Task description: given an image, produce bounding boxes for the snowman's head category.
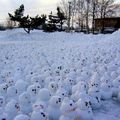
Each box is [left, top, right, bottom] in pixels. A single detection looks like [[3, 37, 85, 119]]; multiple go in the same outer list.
[[49, 96, 62, 108], [31, 75, 45, 87], [45, 76, 54, 84], [0, 111, 8, 120], [0, 83, 8, 94], [48, 82, 58, 93], [77, 97, 91, 110], [60, 98, 77, 114], [5, 100, 20, 113], [27, 83, 41, 96], [54, 76, 63, 82], [64, 77, 75, 86], [38, 88, 51, 102], [14, 114, 30, 120], [56, 88, 68, 99], [6, 77, 15, 87], [7, 86, 18, 98], [41, 66, 51, 74], [33, 101, 46, 111], [15, 80, 27, 94], [19, 92, 31, 105], [0, 96, 5, 107], [31, 110, 49, 120]]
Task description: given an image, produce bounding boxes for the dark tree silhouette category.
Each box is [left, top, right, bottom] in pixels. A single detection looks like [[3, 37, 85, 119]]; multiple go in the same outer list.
[[57, 7, 66, 31], [8, 4, 46, 34]]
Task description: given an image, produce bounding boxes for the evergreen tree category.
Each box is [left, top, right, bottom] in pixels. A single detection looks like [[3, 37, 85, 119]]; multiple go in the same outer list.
[[8, 4, 46, 34], [57, 7, 66, 31]]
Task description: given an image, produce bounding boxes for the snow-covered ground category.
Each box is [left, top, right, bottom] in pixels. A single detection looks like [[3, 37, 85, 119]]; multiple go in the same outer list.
[[0, 29, 120, 120]]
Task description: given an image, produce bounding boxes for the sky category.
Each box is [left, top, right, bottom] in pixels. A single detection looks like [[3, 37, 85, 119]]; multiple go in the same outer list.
[[0, 0, 60, 23], [0, 0, 120, 24]]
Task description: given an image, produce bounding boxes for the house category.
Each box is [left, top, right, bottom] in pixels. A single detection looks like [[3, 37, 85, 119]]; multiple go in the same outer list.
[[94, 17, 120, 33]]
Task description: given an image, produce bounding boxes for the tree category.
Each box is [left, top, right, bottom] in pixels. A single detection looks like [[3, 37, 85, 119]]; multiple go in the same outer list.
[[57, 7, 66, 31], [8, 4, 46, 34]]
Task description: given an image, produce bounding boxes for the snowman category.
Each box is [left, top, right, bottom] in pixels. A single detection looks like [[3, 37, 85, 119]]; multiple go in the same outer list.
[[33, 101, 47, 112], [14, 114, 30, 120], [59, 98, 78, 120], [31, 75, 45, 88], [7, 86, 18, 101], [56, 88, 69, 100], [0, 83, 8, 98], [37, 88, 51, 105], [41, 66, 52, 77], [18, 92, 32, 114], [15, 80, 28, 95], [31, 110, 49, 120], [63, 77, 75, 95], [112, 76, 120, 97], [0, 96, 5, 108], [72, 81, 87, 95], [47, 96, 62, 120], [76, 95, 93, 120], [100, 81, 113, 100], [5, 99, 20, 120], [45, 76, 55, 87], [0, 107, 8, 120], [27, 83, 41, 103], [6, 77, 15, 87], [88, 74, 101, 109], [48, 82, 58, 95]]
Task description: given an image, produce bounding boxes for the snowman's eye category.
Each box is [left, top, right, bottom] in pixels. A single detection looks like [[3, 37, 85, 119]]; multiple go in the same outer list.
[[70, 103, 72, 106], [89, 101, 92, 105], [62, 93, 64, 96], [2, 118, 6, 120]]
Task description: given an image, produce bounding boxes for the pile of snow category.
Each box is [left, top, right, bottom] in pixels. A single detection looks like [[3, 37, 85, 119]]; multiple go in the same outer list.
[[0, 29, 120, 120]]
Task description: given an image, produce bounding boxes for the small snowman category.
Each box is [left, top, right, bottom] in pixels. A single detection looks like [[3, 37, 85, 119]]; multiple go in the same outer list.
[[59, 98, 78, 120], [0, 83, 8, 98], [0, 96, 5, 108], [33, 101, 47, 112], [100, 81, 113, 100], [15, 80, 28, 95], [0, 107, 8, 120], [7, 86, 18, 101], [48, 82, 58, 95], [31, 75, 45, 88], [37, 88, 51, 105], [47, 96, 62, 120], [76, 96, 93, 120], [88, 77, 101, 109], [5, 99, 20, 120], [6, 77, 15, 87], [56, 88, 69, 100], [112, 76, 120, 97], [63, 77, 75, 95], [31, 110, 49, 120], [14, 114, 30, 120], [72, 81, 87, 95], [45, 76, 54, 87], [19, 92, 32, 114], [27, 83, 41, 103]]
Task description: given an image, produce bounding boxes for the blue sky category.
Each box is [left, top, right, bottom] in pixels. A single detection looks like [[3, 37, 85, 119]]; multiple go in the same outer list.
[[0, 0, 120, 23]]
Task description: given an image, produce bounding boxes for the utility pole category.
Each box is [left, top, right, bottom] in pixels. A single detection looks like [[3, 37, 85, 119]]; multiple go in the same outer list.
[[86, 0, 90, 34], [92, 0, 96, 34], [68, 1, 71, 32]]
